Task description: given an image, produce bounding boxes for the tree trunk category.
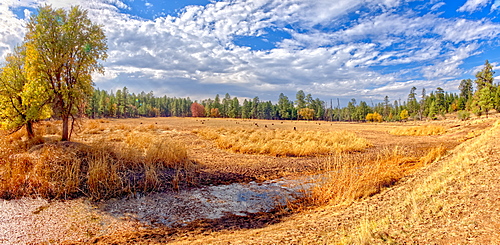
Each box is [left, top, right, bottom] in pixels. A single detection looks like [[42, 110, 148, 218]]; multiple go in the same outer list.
[[26, 121, 35, 140], [61, 116, 69, 141]]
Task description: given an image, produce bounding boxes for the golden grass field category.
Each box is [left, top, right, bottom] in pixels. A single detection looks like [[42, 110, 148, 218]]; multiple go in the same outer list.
[[0, 116, 486, 200], [0, 115, 498, 243]]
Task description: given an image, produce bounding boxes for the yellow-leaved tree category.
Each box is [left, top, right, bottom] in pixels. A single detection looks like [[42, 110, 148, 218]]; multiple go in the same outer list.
[[0, 45, 52, 139], [24, 5, 107, 141]]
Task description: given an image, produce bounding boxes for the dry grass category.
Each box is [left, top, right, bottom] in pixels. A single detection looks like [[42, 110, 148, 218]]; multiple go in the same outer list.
[[402, 121, 498, 221], [0, 123, 193, 200], [194, 127, 372, 156], [389, 125, 446, 136], [306, 145, 447, 207]]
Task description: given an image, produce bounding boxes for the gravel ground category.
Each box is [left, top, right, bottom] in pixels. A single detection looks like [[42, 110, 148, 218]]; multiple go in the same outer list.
[[0, 197, 139, 244], [0, 175, 313, 244]]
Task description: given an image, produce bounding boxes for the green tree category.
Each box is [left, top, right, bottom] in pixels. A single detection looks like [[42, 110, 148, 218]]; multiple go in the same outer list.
[[251, 96, 259, 119], [459, 79, 473, 101], [472, 60, 496, 117], [295, 90, 306, 110], [25, 5, 107, 141], [229, 97, 240, 118], [277, 93, 292, 120], [0, 45, 51, 139], [475, 60, 494, 90], [435, 87, 445, 116], [407, 87, 419, 118], [222, 93, 231, 118], [494, 85, 500, 112], [241, 99, 251, 119]]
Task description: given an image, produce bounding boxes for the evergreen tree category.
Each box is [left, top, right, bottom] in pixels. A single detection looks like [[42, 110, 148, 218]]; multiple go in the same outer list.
[[295, 90, 306, 110], [472, 60, 496, 117], [277, 93, 291, 120], [407, 87, 419, 118]]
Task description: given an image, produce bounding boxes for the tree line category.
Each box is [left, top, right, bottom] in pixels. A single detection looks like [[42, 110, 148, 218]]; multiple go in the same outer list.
[[86, 60, 500, 122]]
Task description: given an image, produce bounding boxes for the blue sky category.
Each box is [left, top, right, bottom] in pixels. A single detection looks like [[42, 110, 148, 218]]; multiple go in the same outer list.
[[1, 0, 500, 105]]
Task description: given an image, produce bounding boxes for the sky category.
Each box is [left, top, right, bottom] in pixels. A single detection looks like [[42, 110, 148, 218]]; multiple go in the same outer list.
[[1, 0, 500, 105]]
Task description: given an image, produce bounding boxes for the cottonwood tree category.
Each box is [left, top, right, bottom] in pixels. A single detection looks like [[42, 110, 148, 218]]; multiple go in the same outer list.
[[298, 108, 315, 120], [0, 45, 52, 139], [25, 5, 107, 141]]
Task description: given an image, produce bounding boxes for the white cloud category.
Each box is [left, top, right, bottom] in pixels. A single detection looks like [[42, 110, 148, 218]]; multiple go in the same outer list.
[[430, 2, 446, 11], [492, 0, 500, 10], [457, 0, 491, 13], [434, 18, 500, 43], [421, 43, 480, 79]]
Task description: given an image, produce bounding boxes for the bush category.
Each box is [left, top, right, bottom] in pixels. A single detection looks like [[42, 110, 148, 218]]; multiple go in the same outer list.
[[457, 110, 470, 121]]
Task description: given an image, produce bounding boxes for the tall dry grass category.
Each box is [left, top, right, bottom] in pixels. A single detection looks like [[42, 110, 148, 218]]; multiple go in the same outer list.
[[389, 125, 445, 136], [305, 145, 447, 207], [195, 127, 372, 156], [0, 128, 193, 200]]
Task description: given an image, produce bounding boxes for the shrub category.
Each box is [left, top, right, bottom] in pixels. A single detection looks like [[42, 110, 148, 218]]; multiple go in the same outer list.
[[457, 110, 470, 121]]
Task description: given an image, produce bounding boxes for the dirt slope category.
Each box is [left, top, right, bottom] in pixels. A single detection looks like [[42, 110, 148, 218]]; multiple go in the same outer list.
[[157, 120, 500, 244]]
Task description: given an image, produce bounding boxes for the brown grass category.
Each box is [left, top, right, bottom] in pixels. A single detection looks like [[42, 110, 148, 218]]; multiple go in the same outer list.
[[0, 125, 193, 200], [194, 127, 372, 156], [389, 125, 446, 136], [306, 145, 447, 207]]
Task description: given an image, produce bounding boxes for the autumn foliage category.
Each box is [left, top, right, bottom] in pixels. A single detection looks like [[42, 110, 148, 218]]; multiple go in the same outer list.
[[190, 102, 205, 117]]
